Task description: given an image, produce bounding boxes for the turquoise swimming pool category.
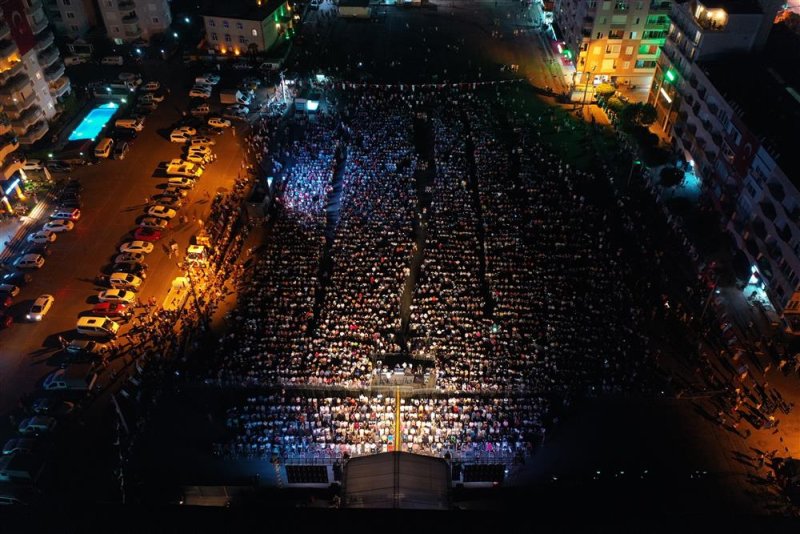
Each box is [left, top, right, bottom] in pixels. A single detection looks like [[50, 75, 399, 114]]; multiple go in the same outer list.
[[68, 101, 120, 141]]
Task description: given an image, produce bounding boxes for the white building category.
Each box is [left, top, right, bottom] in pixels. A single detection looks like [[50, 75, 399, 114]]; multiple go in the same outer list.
[[98, 0, 171, 43]]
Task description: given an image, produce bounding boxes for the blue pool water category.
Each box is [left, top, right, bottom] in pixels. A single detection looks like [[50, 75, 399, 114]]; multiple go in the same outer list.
[[68, 101, 120, 141]]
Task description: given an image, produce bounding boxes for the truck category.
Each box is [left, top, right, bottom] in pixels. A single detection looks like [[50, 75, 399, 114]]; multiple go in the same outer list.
[[220, 89, 251, 106]]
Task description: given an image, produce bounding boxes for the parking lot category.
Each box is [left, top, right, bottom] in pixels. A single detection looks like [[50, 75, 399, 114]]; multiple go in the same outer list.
[[0, 57, 251, 492]]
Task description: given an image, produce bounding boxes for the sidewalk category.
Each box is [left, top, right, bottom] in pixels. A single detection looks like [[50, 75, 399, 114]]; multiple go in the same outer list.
[[0, 200, 51, 264]]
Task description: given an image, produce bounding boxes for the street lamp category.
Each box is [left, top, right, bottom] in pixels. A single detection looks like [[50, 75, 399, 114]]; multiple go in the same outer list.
[[580, 65, 597, 109]]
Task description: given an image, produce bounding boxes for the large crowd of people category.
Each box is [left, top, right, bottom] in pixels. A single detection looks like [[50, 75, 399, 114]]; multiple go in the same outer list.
[[209, 87, 656, 463]]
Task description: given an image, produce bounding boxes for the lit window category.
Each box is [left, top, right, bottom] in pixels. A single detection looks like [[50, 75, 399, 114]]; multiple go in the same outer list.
[[251, 29, 257, 36]]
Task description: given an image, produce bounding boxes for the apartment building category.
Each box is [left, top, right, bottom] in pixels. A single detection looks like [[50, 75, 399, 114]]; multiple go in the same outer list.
[[43, 0, 96, 38], [98, 0, 171, 44], [647, 0, 800, 321], [554, 0, 672, 93], [203, 0, 293, 55], [0, 0, 69, 147]]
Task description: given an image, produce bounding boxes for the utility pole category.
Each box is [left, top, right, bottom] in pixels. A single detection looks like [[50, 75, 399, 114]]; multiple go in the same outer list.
[[581, 65, 597, 108]]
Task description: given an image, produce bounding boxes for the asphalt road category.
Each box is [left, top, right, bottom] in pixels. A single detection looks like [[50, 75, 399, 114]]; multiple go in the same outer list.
[[0, 59, 246, 421]]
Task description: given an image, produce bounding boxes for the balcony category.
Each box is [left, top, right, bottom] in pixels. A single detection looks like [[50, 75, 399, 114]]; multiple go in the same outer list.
[[649, 1, 671, 12], [11, 105, 43, 132], [1, 92, 36, 115], [0, 39, 18, 61], [34, 31, 54, 52], [1, 155, 23, 179], [18, 120, 47, 145], [0, 117, 11, 136], [0, 73, 31, 96], [124, 27, 142, 39], [44, 61, 65, 82], [29, 14, 48, 35], [37, 44, 59, 69], [0, 20, 10, 42], [49, 76, 70, 98], [0, 134, 19, 161], [0, 60, 23, 84]]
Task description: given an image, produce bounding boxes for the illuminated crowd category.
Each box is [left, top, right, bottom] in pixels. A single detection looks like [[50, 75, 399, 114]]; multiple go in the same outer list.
[[211, 88, 652, 461]]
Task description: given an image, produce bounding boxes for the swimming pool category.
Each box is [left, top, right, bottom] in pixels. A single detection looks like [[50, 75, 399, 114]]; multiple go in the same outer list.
[[68, 101, 120, 141]]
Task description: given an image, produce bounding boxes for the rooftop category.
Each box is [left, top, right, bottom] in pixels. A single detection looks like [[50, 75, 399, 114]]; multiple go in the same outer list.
[[694, 0, 763, 15], [700, 25, 800, 181], [203, 0, 287, 21]]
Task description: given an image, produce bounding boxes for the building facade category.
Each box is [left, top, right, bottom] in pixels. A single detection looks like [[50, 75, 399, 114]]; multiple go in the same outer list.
[[554, 0, 672, 92], [647, 0, 800, 319], [98, 0, 171, 44], [203, 0, 292, 55], [43, 0, 96, 39], [0, 0, 69, 147]]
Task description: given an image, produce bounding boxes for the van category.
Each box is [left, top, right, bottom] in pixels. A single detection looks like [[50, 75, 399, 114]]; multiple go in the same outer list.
[[42, 364, 99, 391], [76, 316, 120, 337], [108, 272, 142, 289], [114, 117, 145, 131], [101, 55, 124, 65], [94, 137, 114, 159]]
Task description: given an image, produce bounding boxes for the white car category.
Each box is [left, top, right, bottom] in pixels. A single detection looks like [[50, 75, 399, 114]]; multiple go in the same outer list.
[[0, 284, 20, 297], [190, 137, 215, 147], [186, 153, 212, 166], [189, 87, 211, 99], [22, 159, 44, 171], [176, 126, 197, 136], [170, 131, 191, 143], [27, 294, 54, 321], [208, 117, 231, 129], [141, 93, 165, 104], [139, 217, 170, 229], [119, 241, 154, 254], [227, 104, 250, 115], [43, 220, 74, 233], [191, 104, 210, 116], [98, 289, 136, 304], [163, 186, 189, 198], [15, 254, 45, 269], [167, 177, 195, 188], [147, 205, 177, 219], [28, 231, 57, 244], [143, 81, 160, 91], [188, 145, 212, 156], [166, 160, 203, 178], [114, 252, 147, 264]]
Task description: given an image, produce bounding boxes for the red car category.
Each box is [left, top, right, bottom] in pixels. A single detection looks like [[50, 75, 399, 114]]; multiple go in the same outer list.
[[0, 314, 12, 328], [91, 301, 132, 318], [133, 227, 162, 242]]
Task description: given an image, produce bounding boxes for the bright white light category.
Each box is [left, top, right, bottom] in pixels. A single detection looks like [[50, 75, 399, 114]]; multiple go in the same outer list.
[[659, 87, 672, 104], [306, 100, 319, 111]]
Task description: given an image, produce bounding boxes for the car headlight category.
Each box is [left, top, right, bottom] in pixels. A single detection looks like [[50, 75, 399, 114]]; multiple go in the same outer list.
[[26, 314, 30, 319]]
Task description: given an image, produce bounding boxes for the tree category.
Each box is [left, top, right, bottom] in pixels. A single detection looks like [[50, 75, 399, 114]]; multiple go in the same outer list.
[[637, 103, 657, 127], [619, 102, 658, 131], [606, 97, 625, 113], [595, 83, 615, 98]]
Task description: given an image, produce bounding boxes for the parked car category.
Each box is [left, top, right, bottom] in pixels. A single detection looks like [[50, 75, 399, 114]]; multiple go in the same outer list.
[[186, 152, 212, 166], [114, 252, 147, 264], [195, 74, 220, 85], [0, 284, 20, 297], [31, 398, 74, 416], [113, 141, 130, 160], [0, 294, 12, 309], [147, 205, 177, 219], [119, 241, 154, 254], [143, 81, 160, 91], [26, 294, 54, 321], [98, 289, 136, 304], [189, 137, 215, 147], [138, 217, 169, 230], [65, 339, 109, 357], [170, 131, 191, 143], [208, 117, 231, 129], [150, 195, 182, 208], [163, 186, 188, 198], [14, 254, 45, 269], [18, 416, 57, 436], [133, 227, 162, 241], [189, 87, 211, 99], [91, 301, 131, 318], [166, 160, 203, 178], [45, 160, 71, 173], [50, 208, 80, 221], [42, 220, 74, 233], [1, 271, 32, 287], [111, 263, 147, 279], [167, 177, 195, 189], [27, 231, 56, 244], [24, 243, 51, 257], [191, 104, 210, 116], [57, 197, 82, 209]]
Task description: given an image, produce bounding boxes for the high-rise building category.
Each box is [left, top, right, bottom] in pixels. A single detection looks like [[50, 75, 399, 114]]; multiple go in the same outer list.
[[554, 0, 673, 94], [98, 0, 171, 44], [43, 0, 97, 39], [0, 0, 70, 147]]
